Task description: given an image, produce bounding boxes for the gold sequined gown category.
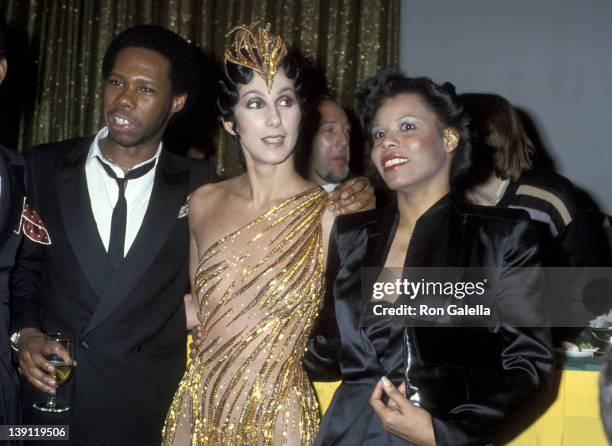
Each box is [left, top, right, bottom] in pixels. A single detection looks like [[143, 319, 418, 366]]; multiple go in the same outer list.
[[162, 187, 327, 446]]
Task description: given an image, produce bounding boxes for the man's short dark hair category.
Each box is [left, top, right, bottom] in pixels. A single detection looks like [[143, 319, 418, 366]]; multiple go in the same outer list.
[[102, 25, 199, 98], [0, 23, 6, 59]]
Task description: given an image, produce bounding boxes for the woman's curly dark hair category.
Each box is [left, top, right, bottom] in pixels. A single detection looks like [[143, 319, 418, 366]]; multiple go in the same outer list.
[[217, 50, 304, 133], [356, 69, 472, 189]]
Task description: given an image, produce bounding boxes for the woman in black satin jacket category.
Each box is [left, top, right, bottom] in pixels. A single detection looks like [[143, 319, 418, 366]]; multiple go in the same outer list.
[[304, 70, 554, 445]]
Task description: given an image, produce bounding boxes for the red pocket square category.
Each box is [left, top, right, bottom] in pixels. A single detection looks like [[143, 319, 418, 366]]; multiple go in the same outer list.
[[14, 197, 52, 245]]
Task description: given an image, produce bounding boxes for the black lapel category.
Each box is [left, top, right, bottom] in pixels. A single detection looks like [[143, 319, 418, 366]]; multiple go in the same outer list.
[[360, 202, 400, 314], [357, 202, 403, 373], [82, 151, 188, 336], [57, 139, 114, 299], [407, 194, 466, 268], [382, 194, 466, 365], [365, 202, 399, 267]]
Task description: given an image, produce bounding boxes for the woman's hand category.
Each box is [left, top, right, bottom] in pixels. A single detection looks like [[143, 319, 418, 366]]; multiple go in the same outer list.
[[328, 177, 375, 215], [370, 376, 436, 446]]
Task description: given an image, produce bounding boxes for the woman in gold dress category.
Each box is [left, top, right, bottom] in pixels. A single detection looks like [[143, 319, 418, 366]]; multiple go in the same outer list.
[[162, 24, 335, 445]]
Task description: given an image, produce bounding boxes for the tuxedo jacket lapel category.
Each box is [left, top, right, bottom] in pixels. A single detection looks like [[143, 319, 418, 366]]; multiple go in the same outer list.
[[57, 140, 113, 300], [82, 151, 188, 337]]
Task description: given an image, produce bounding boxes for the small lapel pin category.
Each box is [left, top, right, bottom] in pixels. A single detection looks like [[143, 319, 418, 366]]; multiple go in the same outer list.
[[178, 194, 191, 219]]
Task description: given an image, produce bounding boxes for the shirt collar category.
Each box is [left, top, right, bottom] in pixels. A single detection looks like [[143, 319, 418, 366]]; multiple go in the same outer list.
[[86, 127, 162, 177], [494, 179, 511, 205], [322, 183, 339, 192]]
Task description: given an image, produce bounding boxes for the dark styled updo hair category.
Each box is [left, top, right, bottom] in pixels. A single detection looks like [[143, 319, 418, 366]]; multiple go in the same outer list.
[[356, 69, 472, 189], [217, 51, 304, 131]]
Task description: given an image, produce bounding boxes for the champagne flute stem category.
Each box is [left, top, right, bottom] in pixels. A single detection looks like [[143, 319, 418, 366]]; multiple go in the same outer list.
[[47, 393, 57, 408]]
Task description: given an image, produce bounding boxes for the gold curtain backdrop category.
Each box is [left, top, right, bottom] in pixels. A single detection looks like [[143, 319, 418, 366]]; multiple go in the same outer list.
[[1, 0, 399, 178]]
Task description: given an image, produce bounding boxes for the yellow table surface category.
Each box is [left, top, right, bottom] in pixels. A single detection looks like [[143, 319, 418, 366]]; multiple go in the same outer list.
[[313, 371, 607, 446], [188, 336, 607, 445]]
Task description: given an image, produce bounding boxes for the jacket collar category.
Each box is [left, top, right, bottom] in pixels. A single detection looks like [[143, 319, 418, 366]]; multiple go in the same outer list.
[[365, 192, 464, 267]]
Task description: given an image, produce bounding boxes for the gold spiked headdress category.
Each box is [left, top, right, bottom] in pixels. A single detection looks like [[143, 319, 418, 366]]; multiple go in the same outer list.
[[224, 22, 287, 92]]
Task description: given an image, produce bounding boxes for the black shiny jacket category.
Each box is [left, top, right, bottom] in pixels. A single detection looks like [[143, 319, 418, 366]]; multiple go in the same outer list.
[[305, 193, 554, 446]]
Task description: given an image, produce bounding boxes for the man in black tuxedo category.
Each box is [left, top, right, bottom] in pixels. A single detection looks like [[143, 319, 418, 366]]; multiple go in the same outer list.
[[1, 24, 24, 444], [9, 26, 217, 445]]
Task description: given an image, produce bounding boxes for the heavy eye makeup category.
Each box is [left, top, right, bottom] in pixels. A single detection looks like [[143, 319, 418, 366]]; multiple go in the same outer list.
[[276, 94, 296, 107], [240, 85, 297, 110], [398, 117, 418, 132], [244, 96, 265, 110], [371, 127, 386, 140]]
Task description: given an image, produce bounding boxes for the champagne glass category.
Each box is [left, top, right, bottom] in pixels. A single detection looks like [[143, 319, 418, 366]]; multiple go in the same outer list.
[[33, 332, 75, 413]]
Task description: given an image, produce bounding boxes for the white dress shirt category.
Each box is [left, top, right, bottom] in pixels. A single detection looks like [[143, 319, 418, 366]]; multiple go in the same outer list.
[[85, 127, 161, 256]]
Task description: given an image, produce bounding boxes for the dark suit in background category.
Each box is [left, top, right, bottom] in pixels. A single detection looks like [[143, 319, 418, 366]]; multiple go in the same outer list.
[[0, 145, 24, 445], [11, 137, 216, 445]]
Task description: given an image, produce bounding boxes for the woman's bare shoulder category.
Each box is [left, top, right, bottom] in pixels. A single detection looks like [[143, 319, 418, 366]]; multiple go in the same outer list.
[[189, 176, 244, 213]]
